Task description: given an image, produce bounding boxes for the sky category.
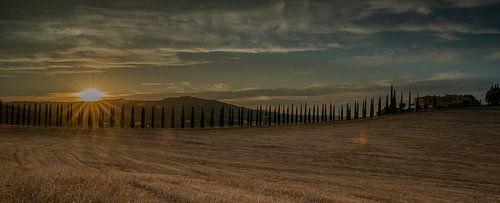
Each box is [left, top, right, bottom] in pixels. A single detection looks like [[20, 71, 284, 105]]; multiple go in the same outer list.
[[0, 0, 499, 106]]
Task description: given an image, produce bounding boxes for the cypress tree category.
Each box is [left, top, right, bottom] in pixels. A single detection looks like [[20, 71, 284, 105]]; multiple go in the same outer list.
[[181, 106, 185, 129], [21, 104, 26, 126], [303, 103, 307, 123], [370, 98, 374, 118], [277, 105, 281, 125], [171, 106, 175, 128], [66, 105, 70, 127], [378, 96, 382, 116], [220, 106, 224, 128], [140, 107, 145, 128], [15, 104, 19, 125], [130, 106, 135, 128], [121, 105, 125, 128], [295, 106, 299, 124], [200, 107, 205, 128], [400, 91, 404, 113], [329, 103, 332, 122], [0, 100, 2, 125], [408, 92, 412, 112], [209, 107, 214, 128], [161, 106, 165, 128], [10, 103, 14, 125], [55, 105, 59, 126], [267, 106, 271, 126], [291, 104, 294, 124], [87, 107, 92, 128], [4, 103, 8, 125], [60, 105, 64, 127], [286, 106, 289, 125], [346, 103, 350, 120], [259, 105, 263, 126], [32, 103, 37, 126], [27, 104, 31, 126], [151, 107, 156, 129], [250, 107, 254, 126]]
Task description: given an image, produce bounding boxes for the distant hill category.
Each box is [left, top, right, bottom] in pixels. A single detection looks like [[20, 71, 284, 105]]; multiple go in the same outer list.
[[102, 96, 239, 110]]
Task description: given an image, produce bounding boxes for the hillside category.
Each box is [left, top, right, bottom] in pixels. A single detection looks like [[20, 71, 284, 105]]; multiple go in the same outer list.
[[0, 107, 499, 202]]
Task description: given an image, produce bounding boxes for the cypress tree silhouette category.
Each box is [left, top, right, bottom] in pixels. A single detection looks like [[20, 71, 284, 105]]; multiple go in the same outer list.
[[119, 105, 124, 128], [65, 105, 69, 127], [181, 106, 185, 129], [60, 105, 64, 127], [88, 107, 93, 128], [267, 106, 271, 126], [400, 91, 403, 113], [161, 106, 165, 128], [44, 104, 48, 126], [408, 92, 412, 112], [200, 107, 205, 128], [416, 93, 419, 112], [237, 107, 241, 126], [4, 103, 8, 125], [329, 103, 332, 122], [32, 103, 37, 126], [49, 105, 53, 126], [15, 104, 20, 125], [353, 101, 357, 120], [277, 105, 281, 125], [9, 104, 14, 125], [286, 106, 290, 125], [140, 107, 145, 128], [130, 106, 135, 128], [21, 104, 25, 126], [27, 104, 31, 126], [55, 105, 59, 126], [190, 106, 194, 128], [0, 100, 2, 126], [259, 105, 263, 126], [291, 104, 294, 124], [38, 104, 42, 126], [346, 103, 350, 120], [220, 106, 225, 128], [298, 105, 302, 124], [171, 106, 175, 128], [209, 107, 214, 128], [377, 96, 381, 116], [152, 107, 156, 129], [251, 107, 255, 126], [370, 98, 374, 118]]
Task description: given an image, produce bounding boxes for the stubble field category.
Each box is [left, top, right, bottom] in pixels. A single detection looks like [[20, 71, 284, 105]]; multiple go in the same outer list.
[[0, 107, 499, 202]]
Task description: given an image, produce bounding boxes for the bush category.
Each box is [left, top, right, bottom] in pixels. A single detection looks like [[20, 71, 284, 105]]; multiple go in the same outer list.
[[486, 84, 500, 106]]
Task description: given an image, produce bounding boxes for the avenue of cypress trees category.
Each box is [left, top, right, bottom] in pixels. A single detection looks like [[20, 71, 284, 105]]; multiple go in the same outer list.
[[200, 107, 205, 128], [161, 106, 165, 128], [190, 107, 194, 128], [171, 106, 175, 128], [140, 107, 145, 128], [209, 107, 214, 128], [121, 105, 125, 128], [151, 107, 155, 129], [181, 106, 185, 129], [130, 106, 135, 128]]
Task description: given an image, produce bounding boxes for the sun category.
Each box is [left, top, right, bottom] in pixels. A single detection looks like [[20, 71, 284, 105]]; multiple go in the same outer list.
[[76, 88, 106, 101]]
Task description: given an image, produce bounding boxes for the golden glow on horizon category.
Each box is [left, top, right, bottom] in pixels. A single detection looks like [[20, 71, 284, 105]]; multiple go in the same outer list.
[[76, 88, 106, 101]]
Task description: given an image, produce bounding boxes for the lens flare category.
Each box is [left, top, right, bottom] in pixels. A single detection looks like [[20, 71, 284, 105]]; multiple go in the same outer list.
[[76, 89, 106, 101]]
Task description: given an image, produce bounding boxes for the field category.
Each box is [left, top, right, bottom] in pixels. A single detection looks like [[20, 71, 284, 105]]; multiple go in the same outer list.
[[0, 107, 499, 202]]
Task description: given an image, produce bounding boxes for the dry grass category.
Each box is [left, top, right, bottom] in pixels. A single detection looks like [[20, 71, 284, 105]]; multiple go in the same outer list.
[[1, 107, 500, 202]]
